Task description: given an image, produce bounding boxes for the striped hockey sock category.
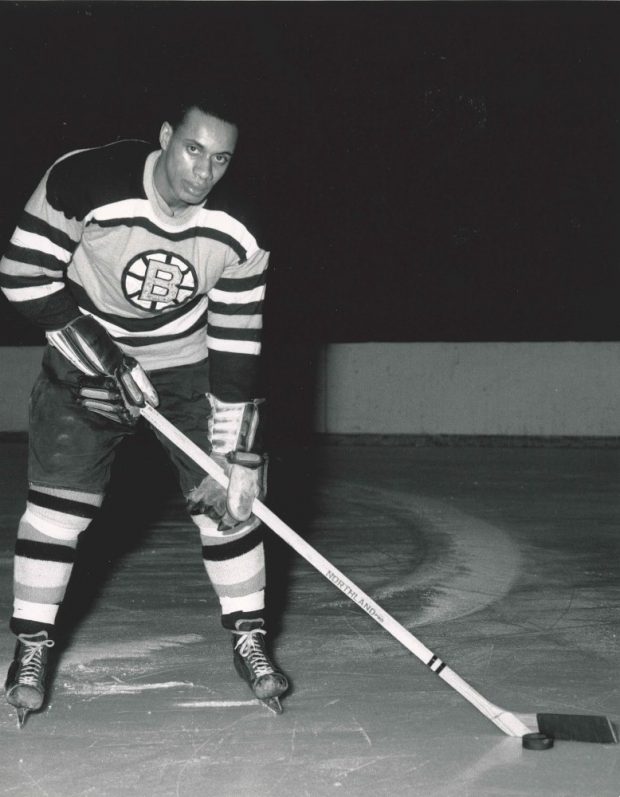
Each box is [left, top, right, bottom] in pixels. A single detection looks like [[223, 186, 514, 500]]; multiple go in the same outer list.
[[191, 514, 266, 630], [11, 486, 102, 638]]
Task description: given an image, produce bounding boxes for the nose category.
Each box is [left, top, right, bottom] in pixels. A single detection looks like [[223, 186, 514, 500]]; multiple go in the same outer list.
[[194, 156, 212, 182]]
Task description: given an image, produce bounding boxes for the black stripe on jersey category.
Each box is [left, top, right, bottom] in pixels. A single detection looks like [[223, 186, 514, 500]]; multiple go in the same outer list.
[[206, 325, 262, 343], [114, 311, 209, 347], [47, 140, 151, 220], [0, 273, 57, 288], [201, 527, 264, 562], [207, 300, 264, 316], [15, 539, 76, 563], [3, 243, 68, 275], [207, 350, 260, 402], [4, 289, 80, 330], [68, 279, 206, 332], [94, 217, 248, 262], [28, 489, 99, 519], [19, 211, 79, 253], [214, 273, 267, 292]]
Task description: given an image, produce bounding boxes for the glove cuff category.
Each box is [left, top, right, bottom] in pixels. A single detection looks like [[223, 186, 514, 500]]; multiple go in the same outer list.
[[226, 451, 265, 469], [207, 393, 263, 454], [46, 315, 123, 377]]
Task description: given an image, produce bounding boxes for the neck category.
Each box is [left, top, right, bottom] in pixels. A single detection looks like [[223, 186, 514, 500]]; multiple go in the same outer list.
[[153, 154, 183, 211]]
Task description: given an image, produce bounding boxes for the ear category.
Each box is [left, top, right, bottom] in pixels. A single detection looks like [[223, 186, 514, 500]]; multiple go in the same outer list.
[[159, 122, 173, 151]]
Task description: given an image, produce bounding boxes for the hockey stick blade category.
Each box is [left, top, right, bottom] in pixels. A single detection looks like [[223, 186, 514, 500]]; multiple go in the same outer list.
[[537, 713, 618, 744], [140, 405, 618, 744]]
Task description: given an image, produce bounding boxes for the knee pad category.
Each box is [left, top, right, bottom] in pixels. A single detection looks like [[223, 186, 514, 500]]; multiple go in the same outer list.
[[21, 484, 103, 543]]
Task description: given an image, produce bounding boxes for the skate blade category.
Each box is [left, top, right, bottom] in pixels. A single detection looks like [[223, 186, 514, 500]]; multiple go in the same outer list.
[[16, 708, 30, 729], [260, 697, 283, 715]]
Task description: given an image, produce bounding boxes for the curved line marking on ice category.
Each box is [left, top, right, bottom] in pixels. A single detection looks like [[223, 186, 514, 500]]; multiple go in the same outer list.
[[326, 481, 521, 628], [174, 700, 258, 708], [63, 681, 194, 696], [58, 634, 205, 668]]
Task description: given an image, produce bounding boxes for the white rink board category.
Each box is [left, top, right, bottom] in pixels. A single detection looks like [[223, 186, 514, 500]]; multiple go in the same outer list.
[[315, 342, 620, 437], [0, 347, 44, 432]]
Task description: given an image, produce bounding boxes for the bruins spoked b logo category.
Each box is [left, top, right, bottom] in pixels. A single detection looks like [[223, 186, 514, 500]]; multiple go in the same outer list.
[[122, 251, 198, 311]]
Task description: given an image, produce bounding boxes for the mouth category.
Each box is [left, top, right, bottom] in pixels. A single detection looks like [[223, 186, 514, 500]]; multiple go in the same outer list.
[[184, 181, 210, 198]]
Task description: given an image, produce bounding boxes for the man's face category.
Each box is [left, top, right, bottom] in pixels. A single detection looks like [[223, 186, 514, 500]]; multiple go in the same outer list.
[[154, 107, 238, 210]]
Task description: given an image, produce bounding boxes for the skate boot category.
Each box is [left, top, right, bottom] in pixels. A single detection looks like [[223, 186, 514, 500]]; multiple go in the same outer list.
[[5, 631, 54, 728], [232, 619, 288, 714]]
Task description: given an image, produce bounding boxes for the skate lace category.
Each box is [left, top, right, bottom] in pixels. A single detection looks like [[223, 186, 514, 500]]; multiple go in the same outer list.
[[18, 636, 54, 686], [233, 628, 273, 677]]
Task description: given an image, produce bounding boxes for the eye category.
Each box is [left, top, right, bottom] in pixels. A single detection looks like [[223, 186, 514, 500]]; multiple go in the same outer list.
[[213, 154, 231, 165], [187, 144, 200, 155]]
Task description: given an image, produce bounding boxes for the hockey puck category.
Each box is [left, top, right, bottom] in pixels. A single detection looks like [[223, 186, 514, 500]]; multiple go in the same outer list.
[[522, 732, 554, 751]]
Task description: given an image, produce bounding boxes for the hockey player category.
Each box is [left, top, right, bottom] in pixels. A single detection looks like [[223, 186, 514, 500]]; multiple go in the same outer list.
[[0, 91, 288, 725]]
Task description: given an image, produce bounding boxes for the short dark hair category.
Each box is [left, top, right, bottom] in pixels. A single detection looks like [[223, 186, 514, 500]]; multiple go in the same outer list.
[[166, 84, 243, 130]]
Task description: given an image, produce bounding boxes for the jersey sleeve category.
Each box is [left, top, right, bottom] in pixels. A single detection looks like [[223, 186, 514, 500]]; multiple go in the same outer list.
[[206, 246, 268, 402], [0, 161, 84, 330]]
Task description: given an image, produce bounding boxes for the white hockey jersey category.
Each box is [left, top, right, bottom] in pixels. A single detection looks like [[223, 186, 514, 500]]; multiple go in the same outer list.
[[0, 140, 268, 400]]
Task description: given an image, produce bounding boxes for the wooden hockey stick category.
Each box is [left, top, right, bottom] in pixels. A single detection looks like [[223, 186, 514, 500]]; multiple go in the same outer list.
[[141, 404, 618, 744]]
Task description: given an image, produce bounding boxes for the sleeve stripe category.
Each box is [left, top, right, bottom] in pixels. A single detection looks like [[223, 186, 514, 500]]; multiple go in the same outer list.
[[207, 325, 262, 342], [208, 300, 263, 316], [207, 312, 262, 329], [11, 228, 73, 263], [207, 336, 261, 355], [19, 211, 79, 253], [214, 273, 267, 291], [0, 286, 79, 330], [2, 282, 65, 302], [0, 273, 57, 288], [208, 285, 266, 305], [3, 245, 69, 274]]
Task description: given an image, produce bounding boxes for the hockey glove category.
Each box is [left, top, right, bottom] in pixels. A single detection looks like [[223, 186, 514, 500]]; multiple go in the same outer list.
[[46, 314, 159, 424], [187, 393, 267, 532]]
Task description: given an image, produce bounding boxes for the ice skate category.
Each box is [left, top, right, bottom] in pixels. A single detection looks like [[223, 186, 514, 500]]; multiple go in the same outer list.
[[232, 619, 288, 714], [5, 631, 54, 728]]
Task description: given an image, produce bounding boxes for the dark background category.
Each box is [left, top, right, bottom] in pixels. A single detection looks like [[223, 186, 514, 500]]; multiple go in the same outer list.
[[0, 1, 618, 345]]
